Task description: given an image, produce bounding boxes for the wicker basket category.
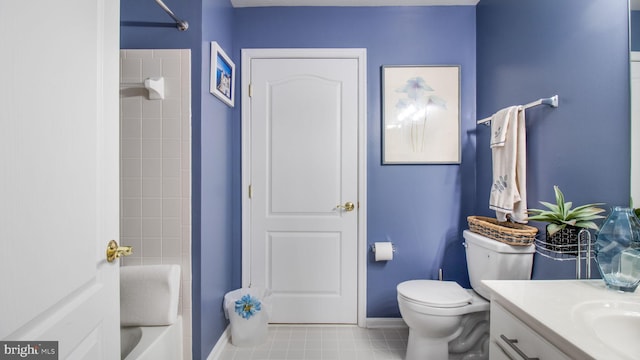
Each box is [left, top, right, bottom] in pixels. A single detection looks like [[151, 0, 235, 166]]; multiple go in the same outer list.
[[467, 216, 538, 246]]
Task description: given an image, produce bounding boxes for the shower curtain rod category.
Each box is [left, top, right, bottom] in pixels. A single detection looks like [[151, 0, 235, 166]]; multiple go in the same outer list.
[[154, 0, 189, 31], [476, 95, 559, 125]]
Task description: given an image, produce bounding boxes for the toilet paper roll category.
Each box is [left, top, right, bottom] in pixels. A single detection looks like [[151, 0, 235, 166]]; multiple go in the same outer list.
[[374, 242, 394, 261]]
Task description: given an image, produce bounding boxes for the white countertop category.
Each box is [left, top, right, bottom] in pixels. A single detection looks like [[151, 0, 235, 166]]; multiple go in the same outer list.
[[483, 279, 640, 360]]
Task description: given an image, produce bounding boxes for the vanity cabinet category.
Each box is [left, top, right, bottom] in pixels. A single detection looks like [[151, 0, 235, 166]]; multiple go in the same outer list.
[[490, 301, 571, 360]]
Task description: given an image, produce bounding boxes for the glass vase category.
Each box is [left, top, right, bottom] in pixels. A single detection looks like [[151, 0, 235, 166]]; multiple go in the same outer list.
[[595, 207, 640, 292]]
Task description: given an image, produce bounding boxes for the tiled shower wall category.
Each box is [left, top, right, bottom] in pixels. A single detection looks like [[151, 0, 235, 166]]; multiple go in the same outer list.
[[119, 49, 192, 360]]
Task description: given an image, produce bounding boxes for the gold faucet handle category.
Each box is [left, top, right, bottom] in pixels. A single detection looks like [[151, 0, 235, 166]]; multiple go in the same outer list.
[[106, 240, 133, 263]]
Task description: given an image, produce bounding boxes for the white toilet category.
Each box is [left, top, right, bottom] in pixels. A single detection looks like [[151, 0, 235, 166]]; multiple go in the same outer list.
[[397, 230, 535, 360]]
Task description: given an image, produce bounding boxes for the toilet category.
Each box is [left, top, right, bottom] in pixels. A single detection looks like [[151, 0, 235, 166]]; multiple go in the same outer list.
[[397, 230, 535, 360]]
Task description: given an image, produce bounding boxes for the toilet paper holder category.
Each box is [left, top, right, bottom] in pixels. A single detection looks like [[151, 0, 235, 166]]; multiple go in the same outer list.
[[369, 243, 396, 253]]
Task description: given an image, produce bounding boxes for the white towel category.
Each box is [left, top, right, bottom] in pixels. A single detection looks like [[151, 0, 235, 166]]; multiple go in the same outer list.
[[120, 264, 181, 326], [489, 106, 528, 223]]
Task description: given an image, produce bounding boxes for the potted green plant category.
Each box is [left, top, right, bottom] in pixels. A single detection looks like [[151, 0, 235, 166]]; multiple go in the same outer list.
[[527, 185, 606, 253]]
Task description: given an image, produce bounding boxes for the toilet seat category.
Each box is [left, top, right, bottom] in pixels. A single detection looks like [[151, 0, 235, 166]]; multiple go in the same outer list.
[[397, 280, 472, 308]]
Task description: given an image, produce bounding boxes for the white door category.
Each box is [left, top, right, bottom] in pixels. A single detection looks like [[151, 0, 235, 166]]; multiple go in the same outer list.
[[0, 0, 120, 358], [243, 51, 365, 324]]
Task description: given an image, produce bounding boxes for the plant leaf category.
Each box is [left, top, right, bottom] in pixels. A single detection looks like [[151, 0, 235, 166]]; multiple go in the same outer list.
[[538, 201, 560, 213], [570, 203, 606, 213], [559, 219, 577, 226], [547, 223, 564, 236], [527, 214, 560, 222], [574, 221, 600, 231], [563, 201, 573, 218], [554, 185, 565, 216]]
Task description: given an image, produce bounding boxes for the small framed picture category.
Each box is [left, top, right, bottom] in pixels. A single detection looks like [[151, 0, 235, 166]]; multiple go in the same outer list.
[[382, 65, 461, 164], [210, 41, 235, 107]]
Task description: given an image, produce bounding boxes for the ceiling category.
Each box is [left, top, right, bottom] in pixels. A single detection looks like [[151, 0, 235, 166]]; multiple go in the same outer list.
[[231, 0, 479, 8]]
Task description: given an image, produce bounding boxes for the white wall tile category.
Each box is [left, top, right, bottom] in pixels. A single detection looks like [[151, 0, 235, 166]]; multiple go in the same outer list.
[[142, 178, 163, 198], [142, 218, 163, 238], [142, 117, 163, 138], [162, 198, 181, 218], [162, 219, 181, 238], [121, 49, 192, 360], [162, 99, 181, 118], [123, 50, 153, 60], [121, 58, 142, 82], [142, 139, 162, 159], [121, 117, 142, 139], [121, 218, 142, 238], [153, 49, 181, 62], [181, 170, 191, 198], [121, 100, 143, 121], [181, 120, 190, 142], [142, 158, 162, 178], [163, 117, 181, 139], [141, 58, 162, 80], [163, 177, 181, 198], [121, 178, 142, 198], [121, 158, 142, 178], [122, 199, 142, 218], [121, 257, 142, 266], [162, 237, 182, 257], [182, 279, 192, 309], [142, 100, 162, 119], [162, 78, 179, 100], [141, 257, 162, 265], [141, 237, 162, 257], [163, 139, 181, 159], [162, 58, 181, 78], [182, 231, 191, 262], [121, 139, 142, 159], [163, 158, 181, 178], [181, 143, 191, 170], [181, 198, 191, 224], [142, 198, 163, 218]]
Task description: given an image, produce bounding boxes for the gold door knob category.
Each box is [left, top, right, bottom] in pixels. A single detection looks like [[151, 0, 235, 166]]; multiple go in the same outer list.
[[106, 240, 133, 263], [337, 202, 355, 212]]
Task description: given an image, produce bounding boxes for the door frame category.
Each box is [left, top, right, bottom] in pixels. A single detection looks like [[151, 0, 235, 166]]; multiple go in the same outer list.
[[241, 48, 367, 326]]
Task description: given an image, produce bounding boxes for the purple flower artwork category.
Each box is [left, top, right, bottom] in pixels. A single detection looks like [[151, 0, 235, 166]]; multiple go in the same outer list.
[[394, 77, 447, 153]]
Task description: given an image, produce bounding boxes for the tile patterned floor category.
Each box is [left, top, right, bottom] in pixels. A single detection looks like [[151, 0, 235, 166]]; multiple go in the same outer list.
[[220, 326, 408, 360]]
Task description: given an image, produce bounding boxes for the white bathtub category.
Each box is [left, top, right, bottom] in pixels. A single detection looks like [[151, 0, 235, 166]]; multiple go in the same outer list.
[[121, 316, 183, 360]]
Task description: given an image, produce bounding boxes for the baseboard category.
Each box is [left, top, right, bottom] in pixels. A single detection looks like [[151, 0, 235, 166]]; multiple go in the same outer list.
[[206, 325, 231, 360], [366, 317, 407, 328]]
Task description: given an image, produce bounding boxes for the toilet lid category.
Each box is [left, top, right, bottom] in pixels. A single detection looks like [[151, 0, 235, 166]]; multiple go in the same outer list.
[[397, 280, 472, 308]]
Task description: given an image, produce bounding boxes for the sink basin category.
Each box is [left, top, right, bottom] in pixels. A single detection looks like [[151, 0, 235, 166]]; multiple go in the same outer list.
[[572, 300, 640, 360]]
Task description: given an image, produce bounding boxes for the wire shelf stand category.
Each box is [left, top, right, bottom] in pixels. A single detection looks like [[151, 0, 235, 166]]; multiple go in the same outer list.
[[534, 229, 594, 279]]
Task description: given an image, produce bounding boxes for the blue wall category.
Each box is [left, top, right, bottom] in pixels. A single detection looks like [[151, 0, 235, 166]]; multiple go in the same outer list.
[[199, 1, 237, 359], [476, 0, 630, 279], [121, 0, 236, 358], [234, 6, 477, 318]]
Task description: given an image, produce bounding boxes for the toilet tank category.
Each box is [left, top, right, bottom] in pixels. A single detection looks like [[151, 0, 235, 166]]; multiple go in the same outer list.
[[463, 230, 535, 299]]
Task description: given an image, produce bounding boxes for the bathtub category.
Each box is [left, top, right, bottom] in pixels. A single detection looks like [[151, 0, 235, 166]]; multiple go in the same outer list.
[[121, 316, 183, 360]]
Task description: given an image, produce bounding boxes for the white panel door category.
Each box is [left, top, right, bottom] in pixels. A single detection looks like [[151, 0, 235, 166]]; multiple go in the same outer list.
[[249, 58, 359, 323], [0, 0, 120, 358]]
